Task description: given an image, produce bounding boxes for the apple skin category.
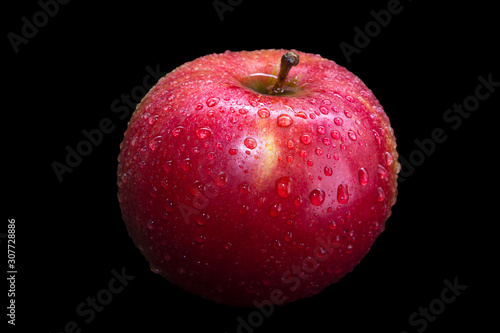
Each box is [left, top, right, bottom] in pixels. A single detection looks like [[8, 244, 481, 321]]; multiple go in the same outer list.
[[117, 49, 399, 307]]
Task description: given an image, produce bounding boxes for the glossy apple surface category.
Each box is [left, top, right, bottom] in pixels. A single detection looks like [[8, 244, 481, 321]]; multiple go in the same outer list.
[[117, 49, 399, 306]]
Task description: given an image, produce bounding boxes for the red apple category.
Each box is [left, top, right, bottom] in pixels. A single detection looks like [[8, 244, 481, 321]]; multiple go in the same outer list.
[[117, 49, 399, 307]]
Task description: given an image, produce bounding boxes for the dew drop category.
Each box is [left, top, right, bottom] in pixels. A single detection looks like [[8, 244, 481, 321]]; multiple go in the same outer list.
[[377, 164, 388, 179], [214, 172, 229, 187], [295, 112, 307, 119], [277, 114, 293, 127], [384, 151, 394, 166], [319, 106, 329, 115], [348, 130, 357, 141], [334, 117, 343, 126], [164, 198, 175, 212], [377, 187, 386, 202], [331, 130, 340, 140], [206, 97, 220, 107], [358, 168, 369, 186], [294, 195, 303, 207], [373, 129, 382, 145], [147, 220, 155, 230], [149, 136, 162, 150], [309, 189, 325, 206], [172, 126, 184, 137], [337, 184, 349, 204], [190, 180, 205, 196], [275, 176, 292, 198], [195, 127, 212, 139], [328, 220, 337, 230], [270, 203, 282, 217], [317, 125, 326, 135], [194, 234, 206, 243], [324, 166, 333, 176], [195, 213, 210, 226], [238, 183, 250, 194], [244, 137, 257, 149], [258, 108, 270, 118], [300, 134, 312, 145], [239, 204, 249, 215], [229, 148, 238, 155], [180, 158, 192, 171], [315, 147, 323, 156]]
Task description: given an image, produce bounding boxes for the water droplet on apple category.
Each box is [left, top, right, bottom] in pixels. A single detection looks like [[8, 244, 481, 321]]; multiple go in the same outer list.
[[194, 234, 206, 243], [239, 205, 249, 215], [270, 203, 282, 217], [180, 158, 192, 171], [334, 117, 343, 126], [195, 127, 212, 139], [172, 126, 184, 137], [317, 125, 326, 135], [377, 164, 388, 179], [244, 137, 257, 149], [384, 151, 394, 166], [147, 220, 155, 230], [258, 108, 270, 118], [328, 220, 337, 230], [309, 189, 325, 206], [214, 172, 229, 187], [324, 166, 333, 176], [319, 106, 329, 115], [195, 213, 209, 226], [358, 168, 369, 186], [164, 198, 175, 212], [331, 130, 340, 140], [273, 239, 282, 249], [348, 130, 357, 141], [373, 129, 382, 145], [287, 140, 294, 149], [337, 184, 349, 204], [377, 187, 385, 202], [284, 231, 293, 242], [294, 195, 303, 207], [206, 97, 220, 107], [275, 176, 292, 198], [300, 134, 312, 145], [229, 148, 238, 155], [148, 136, 162, 151], [238, 183, 250, 194], [315, 147, 323, 156], [277, 114, 293, 127], [190, 180, 205, 196]]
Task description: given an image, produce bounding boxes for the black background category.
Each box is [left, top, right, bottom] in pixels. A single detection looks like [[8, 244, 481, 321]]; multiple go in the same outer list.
[[4, 0, 498, 332]]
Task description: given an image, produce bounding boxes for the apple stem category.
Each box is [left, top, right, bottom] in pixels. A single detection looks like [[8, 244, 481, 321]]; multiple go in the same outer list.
[[270, 51, 300, 95]]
